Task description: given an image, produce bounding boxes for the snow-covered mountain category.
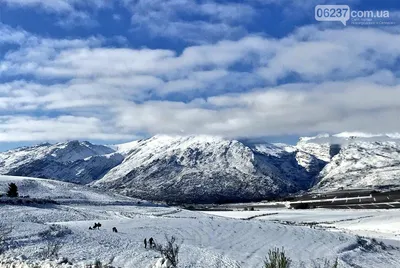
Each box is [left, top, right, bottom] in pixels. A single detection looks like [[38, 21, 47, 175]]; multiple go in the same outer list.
[[0, 141, 123, 184], [1, 132, 400, 203], [315, 140, 400, 191], [93, 135, 317, 203], [298, 133, 400, 192]]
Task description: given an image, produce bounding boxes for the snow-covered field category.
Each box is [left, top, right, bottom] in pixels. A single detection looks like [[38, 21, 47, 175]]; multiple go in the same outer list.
[[1, 176, 400, 267], [202, 208, 400, 241]]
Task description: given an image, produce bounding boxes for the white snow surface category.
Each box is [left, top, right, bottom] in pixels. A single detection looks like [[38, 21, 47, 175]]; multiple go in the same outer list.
[[1, 176, 400, 268], [202, 207, 400, 241], [109, 140, 141, 156]]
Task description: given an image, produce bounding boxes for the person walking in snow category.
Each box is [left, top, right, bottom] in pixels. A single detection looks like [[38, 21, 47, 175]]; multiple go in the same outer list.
[[149, 237, 154, 248], [144, 238, 147, 249]]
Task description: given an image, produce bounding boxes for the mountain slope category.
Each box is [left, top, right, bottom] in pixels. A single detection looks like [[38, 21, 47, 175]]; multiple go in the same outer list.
[[93, 135, 316, 203], [297, 133, 400, 192], [0, 141, 123, 184], [315, 141, 400, 191], [1, 133, 400, 202]]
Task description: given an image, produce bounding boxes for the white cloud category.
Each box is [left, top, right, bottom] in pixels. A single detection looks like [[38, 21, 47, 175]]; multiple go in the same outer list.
[[0, 115, 132, 142], [3, 26, 400, 84], [1, 24, 400, 142], [2, 0, 110, 11], [2, 0, 73, 12], [114, 80, 400, 137], [2, 0, 258, 38], [124, 0, 255, 43]]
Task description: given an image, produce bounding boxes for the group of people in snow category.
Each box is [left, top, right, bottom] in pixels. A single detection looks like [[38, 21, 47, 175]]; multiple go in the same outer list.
[[88, 222, 102, 230], [88, 222, 118, 233], [88, 223, 157, 249]]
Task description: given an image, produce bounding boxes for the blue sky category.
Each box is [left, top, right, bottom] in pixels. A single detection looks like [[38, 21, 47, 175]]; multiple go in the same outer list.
[[1, 0, 400, 151]]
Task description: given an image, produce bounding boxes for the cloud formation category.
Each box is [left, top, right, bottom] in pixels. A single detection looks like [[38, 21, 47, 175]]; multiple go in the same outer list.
[[123, 0, 255, 43], [0, 7, 400, 143]]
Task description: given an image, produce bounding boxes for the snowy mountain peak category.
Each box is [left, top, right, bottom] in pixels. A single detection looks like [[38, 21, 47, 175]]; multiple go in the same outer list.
[[1, 133, 400, 202], [0, 141, 122, 184], [92, 135, 317, 203]]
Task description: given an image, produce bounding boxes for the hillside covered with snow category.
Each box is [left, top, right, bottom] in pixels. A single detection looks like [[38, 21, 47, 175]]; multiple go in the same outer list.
[[0, 141, 123, 184], [295, 132, 400, 192], [0, 175, 140, 204], [93, 135, 321, 203], [1, 132, 400, 203], [315, 141, 400, 191]]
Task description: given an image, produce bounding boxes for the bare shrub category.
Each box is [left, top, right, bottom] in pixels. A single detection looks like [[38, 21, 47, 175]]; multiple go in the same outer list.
[[0, 222, 13, 254], [41, 238, 63, 259], [94, 259, 103, 268], [311, 258, 339, 268], [38, 225, 71, 259], [355, 235, 392, 252], [57, 257, 73, 265], [86, 259, 116, 268], [152, 235, 180, 268]]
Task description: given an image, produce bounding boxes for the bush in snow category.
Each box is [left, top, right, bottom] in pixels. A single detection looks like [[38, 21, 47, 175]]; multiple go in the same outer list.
[[263, 247, 291, 268], [152, 235, 180, 268], [0, 223, 13, 254], [94, 259, 103, 268], [6, 183, 18, 198], [57, 257, 72, 265], [38, 225, 71, 259], [308, 258, 338, 268], [355, 235, 394, 252], [0, 222, 13, 254], [151, 257, 173, 268], [0, 257, 76, 268], [86, 259, 116, 268]]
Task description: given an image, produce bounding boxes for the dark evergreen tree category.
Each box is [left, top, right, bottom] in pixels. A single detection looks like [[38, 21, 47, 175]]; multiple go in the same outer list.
[[6, 183, 18, 198]]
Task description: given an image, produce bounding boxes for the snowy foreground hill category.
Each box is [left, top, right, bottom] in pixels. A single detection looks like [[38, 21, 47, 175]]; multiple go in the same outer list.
[[1, 175, 400, 268], [1, 133, 400, 202], [0, 175, 142, 205]]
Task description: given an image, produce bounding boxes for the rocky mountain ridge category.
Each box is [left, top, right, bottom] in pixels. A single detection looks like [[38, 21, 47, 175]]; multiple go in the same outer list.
[[1, 133, 399, 202], [0, 141, 123, 184]]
